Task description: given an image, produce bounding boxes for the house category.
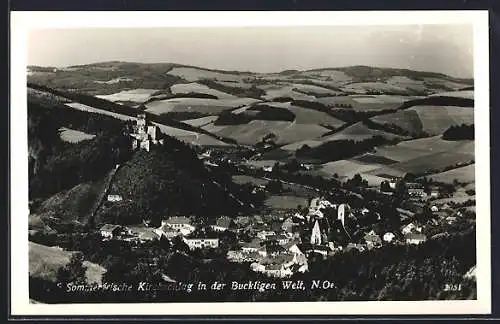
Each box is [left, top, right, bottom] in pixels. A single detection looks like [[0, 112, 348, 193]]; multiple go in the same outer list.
[[284, 241, 303, 256], [263, 264, 293, 278], [429, 186, 441, 198], [345, 243, 366, 252], [431, 205, 439, 212], [183, 238, 219, 250], [446, 216, 457, 224], [405, 233, 427, 245], [406, 182, 426, 197], [211, 216, 233, 232], [389, 177, 400, 189], [281, 217, 295, 233], [161, 216, 196, 235], [129, 227, 160, 242], [241, 238, 263, 253], [234, 216, 251, 228], [250, 262, 266, 273], [310, 245, 329, 256], [99, 224, 126, 239], [364, 231, 382, 248], [383, 232, 395, 243], [154, 225, 182, 240], [268, 234, 290, 245], [107, 194, 123, 202], [401, 223, 421, 235], [263, 165, 273, 172], [257, 230, 276, 240]]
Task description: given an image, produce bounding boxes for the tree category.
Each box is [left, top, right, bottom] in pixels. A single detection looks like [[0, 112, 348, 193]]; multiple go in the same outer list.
[[380, 181, 391, 192], [266, 180, 283, 194], [56, 252, 88, 286]]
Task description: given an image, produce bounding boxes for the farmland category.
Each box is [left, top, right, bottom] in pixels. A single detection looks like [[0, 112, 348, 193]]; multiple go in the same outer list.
[[58, 127, 96, 143], [95, 89, 159, 103], [145, 97, 259, 115], [371, 105, 474, 135], [320, 122, 405, 142], [170, 82, 237, 98], [425, 164, 475, 185], [264, 195, 309, 210], [167, 66, 252, 82]]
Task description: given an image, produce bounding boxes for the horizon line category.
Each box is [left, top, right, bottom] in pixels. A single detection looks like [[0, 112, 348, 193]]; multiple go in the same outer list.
[[27, 60, 474, 80]]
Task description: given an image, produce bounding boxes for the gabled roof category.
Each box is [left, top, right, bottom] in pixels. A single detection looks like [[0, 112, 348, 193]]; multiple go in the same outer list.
[[242, 238, 263, 249], [99, 224, 121, 232], [405, 233, 427, 240], [364, 234, 382, 244], [215, 216, 232, 228], [165, 216, 192, 225]]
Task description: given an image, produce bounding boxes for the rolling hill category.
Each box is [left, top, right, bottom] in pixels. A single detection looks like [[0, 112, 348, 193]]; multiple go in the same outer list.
[[29, 242, 105, 284]]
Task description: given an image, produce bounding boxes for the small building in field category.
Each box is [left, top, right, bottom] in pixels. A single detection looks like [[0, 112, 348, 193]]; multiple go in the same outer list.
[[268, 234, 290, 246], [107, 194, 123, 202], [383, 232, 395, 243], [183, 237, 219, 250], [211, 216, 234, 232], [429, 186, 441, 198], [257, 230, 276, 240], [161, 216, 196, 234], [406, 182, 426, 197], [99, 224, 127, 239], [241, 238, 264, 254], [405, 233, 427, 245], [364, 231, 382, 249]]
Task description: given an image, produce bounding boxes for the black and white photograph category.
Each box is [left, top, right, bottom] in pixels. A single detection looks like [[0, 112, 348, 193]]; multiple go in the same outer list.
[[10, 11, 491, 316]]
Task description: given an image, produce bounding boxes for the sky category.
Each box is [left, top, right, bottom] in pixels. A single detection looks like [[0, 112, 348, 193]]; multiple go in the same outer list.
[[28, 25, 473, 78]]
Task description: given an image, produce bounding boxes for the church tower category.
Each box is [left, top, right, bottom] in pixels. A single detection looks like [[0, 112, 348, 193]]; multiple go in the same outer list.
[[310, 219, 322, 245]]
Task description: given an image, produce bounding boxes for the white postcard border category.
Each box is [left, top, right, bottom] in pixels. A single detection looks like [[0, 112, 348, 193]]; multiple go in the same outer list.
[[10, 10, 491, 316]]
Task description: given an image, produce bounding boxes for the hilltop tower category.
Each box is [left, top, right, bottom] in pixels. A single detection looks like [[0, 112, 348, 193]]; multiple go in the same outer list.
[[130, 113, 164, 152]]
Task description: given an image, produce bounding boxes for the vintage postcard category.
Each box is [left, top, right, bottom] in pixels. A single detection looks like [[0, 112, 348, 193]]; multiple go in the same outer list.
[[10, 10, 491, 316]]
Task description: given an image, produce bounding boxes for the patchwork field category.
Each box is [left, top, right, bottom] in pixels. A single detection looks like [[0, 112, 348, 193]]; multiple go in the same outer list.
[[213, 120, 292, 145], [170, 82, 236, 98], [341, 82, 407, 95], [430, 90, 474, 99], [58, 127, 96, 143], [65, 102, 136, 121], [145, 97, 258, 115], [320, 122, 404, 142], [167, 67, 251, 82], [281, 139, 325, 151], [276, 103, 345, 127], [366, 151, 474, 178], [181, 115, 219, 127], [301, 70, 353, 84], [320, 159, 385, 178], [425, 164, 475, 184], [29, 242, 105, 284], [264, 195, 309, 210], [274, 123, 331, 145], [260, 85, 317, 101], [409, 106, 474, 134], [95, 89, 159, 103], [372, 106, 474, 135], [232, 175, 269, 186], [291, 83, 341, 96]]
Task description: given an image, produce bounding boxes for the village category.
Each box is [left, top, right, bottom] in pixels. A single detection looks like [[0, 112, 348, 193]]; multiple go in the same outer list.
[[93, 113, 474, 280]]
